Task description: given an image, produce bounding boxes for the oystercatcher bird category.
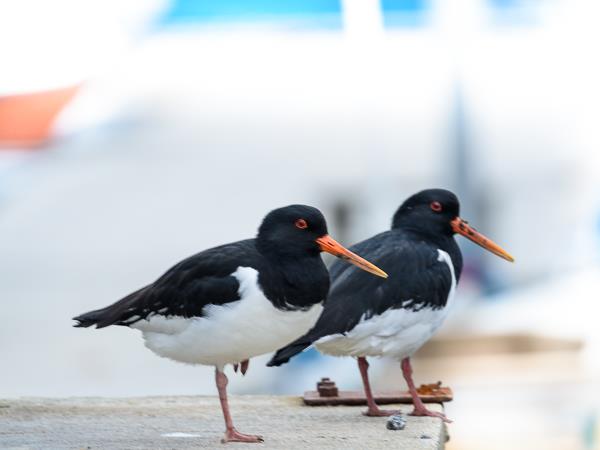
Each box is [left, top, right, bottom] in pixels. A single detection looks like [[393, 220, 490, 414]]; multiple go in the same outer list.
[[73, 204, 387, 443], [268, 189, 513, 422]]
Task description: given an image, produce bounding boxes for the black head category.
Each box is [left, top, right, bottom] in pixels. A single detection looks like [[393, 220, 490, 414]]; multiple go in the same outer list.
[[257, 204, 388, 277], [392, 188, 514, 262], [392, 189, 460, 236], [257, 205, 328, 257]]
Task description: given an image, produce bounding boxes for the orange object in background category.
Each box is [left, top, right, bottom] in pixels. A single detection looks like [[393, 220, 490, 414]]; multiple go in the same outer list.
[[0, 85, 80, 149]]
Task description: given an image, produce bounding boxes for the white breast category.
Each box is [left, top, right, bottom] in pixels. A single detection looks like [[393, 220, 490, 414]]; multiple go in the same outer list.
[[315, 249, 457, 361], [131, 266, 323, 369]]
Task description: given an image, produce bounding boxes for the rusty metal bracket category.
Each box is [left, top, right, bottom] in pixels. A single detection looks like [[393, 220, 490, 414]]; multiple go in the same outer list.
[[303, 378, 453, 406]]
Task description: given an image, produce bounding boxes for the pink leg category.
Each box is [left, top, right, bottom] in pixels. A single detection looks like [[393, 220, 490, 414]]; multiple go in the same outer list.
[[357, 357, 398, 417], [215, 368, 264, 443], [401, 358, 452, 423], [240, 359, 249, 376]]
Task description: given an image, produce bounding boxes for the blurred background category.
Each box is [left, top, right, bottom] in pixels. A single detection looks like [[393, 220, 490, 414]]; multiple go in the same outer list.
[[1, 0, 599, 449]]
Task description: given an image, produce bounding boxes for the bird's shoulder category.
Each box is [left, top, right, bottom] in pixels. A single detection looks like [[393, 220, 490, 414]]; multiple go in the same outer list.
[[155, 239, 261, 283], [329, 229, 443, 292]]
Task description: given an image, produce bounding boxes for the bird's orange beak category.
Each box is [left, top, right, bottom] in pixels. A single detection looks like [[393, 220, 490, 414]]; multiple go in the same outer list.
[[450, 217, 514, 262], [316, 235, 388, 278]]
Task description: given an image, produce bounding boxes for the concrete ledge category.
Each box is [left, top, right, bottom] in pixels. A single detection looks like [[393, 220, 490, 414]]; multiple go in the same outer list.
[[0, 396, 447, 449]]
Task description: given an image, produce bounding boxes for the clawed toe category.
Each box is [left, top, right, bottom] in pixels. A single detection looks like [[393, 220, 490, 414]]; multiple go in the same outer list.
[[410, 408, 452, 423], [222, 428, 264, 443], [362, 408, 399, 417]]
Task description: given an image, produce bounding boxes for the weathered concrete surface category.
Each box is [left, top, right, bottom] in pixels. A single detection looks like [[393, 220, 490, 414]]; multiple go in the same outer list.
[[0, 396, 447, 449]]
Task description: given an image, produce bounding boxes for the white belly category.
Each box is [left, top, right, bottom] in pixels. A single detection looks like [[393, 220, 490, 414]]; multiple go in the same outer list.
[[131, 266, 323, 369], [315, 249, 457, 360]]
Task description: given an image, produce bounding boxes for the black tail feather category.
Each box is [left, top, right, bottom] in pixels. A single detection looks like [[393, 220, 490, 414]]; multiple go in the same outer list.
[[267, 338, 312, 367], [72, 286, 149, 329], [72, 305, 115, 328]]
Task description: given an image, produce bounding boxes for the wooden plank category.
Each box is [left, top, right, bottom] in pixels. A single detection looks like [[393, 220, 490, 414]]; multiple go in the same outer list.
[[304, 383, 453, 406]]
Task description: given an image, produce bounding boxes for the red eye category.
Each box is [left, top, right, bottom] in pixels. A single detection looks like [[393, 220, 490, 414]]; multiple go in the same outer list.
[[430, 201, 442, 212], [295, 219, 308, 229]]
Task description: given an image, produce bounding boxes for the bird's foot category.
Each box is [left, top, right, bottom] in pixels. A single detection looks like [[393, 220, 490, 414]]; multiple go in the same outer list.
[[410, 407, 452, 423], [221, 428, 264, 444], [362, 407, 399, 417]]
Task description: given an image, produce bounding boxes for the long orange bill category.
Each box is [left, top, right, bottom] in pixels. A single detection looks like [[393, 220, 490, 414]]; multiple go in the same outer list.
[[450, 217, 514, 262], [315, 235, 388, 278]]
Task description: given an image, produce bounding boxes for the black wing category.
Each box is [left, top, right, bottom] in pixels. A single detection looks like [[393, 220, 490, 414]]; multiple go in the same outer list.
[[73, 239, 260, 329], [268, 230, 454, 366]]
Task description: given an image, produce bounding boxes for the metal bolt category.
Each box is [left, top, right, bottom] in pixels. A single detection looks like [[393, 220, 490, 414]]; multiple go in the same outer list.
[[316, 377, 339, 397]]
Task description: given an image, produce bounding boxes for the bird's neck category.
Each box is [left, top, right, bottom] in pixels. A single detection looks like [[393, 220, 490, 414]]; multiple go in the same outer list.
[[258, 253, 330, 310], [440, 236, 463, 282]]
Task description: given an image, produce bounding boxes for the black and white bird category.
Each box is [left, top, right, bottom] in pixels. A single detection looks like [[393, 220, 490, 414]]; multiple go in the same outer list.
[[73, 205, 386, 443], [268, 190, 514, 422]]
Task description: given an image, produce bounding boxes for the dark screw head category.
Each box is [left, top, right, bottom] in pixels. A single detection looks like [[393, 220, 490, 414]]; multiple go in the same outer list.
[[317, 377, 339, 397]]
